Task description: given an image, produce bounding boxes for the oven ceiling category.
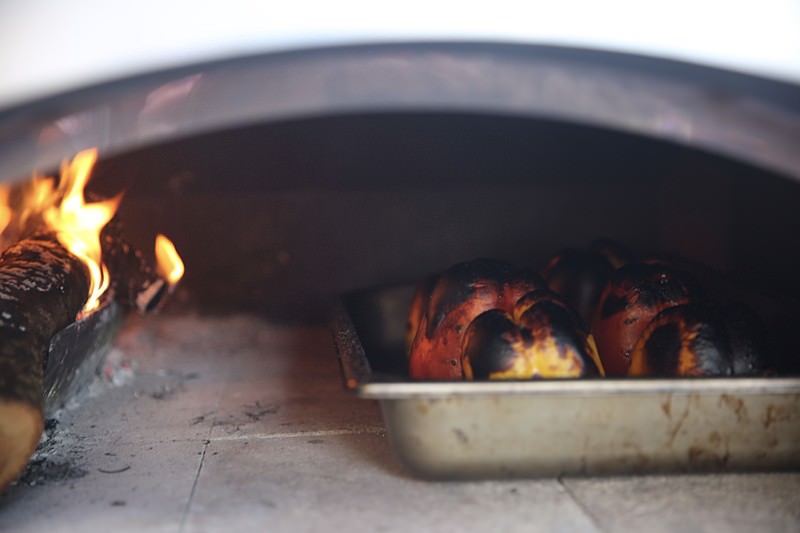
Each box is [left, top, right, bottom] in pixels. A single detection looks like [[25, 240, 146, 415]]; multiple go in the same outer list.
[[1, 41, 799, 186], [1, 0, 799, 110]]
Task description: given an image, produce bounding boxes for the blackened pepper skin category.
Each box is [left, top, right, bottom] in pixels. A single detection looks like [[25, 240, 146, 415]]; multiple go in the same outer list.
[[591, 262, 693, 376], [408, 259, 544, 380], [628, 304, 733, 377], [542, 248, 614, 326], [721, 302, 768, 376], [463, 290, 601, 380]]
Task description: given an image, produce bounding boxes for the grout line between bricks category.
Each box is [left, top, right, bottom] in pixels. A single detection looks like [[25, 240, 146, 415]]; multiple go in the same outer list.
[[558, 477, 608, 533], [179, 439, 209, 533], [179, 363, 229, 533]]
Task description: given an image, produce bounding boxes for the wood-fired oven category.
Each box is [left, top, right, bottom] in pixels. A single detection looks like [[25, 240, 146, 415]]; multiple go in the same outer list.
[[0, 43, 798, 531]]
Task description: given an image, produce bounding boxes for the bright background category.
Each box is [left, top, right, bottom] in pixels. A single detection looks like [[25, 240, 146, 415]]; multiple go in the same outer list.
[[1, 0, 799, 109]]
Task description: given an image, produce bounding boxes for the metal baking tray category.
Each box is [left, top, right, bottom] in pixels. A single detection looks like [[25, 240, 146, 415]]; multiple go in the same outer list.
[[332, 284, 800, 479]]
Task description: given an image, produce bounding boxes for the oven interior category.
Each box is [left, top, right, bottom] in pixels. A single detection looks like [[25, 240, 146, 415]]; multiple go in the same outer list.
[[91, 112, 800, 309], [1, 108, 799, 530], [79, 111, 800, 372]]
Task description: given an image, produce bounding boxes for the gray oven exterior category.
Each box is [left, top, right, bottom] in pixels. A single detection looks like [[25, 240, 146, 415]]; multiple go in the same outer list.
[[0, 43, 798, 185]]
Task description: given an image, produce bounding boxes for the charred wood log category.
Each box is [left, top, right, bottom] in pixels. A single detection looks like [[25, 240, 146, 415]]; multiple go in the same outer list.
[[101, 218, 168, 313], [3, 183, 168, 314], [0, 234, 88, 490]]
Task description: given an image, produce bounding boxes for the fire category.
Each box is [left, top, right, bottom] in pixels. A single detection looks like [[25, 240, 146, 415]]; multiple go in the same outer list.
[[43, 149, 121, 313], [19, 175, 57, 231], [155, 233, 185, 286], [0, 148, 185, 315], [0, 186, 11, 236]]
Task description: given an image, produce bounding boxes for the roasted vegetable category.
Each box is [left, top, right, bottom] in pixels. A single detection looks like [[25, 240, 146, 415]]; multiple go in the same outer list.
[[408, 259, 543, 379], [722, 303, 769, 376], [722, 302, 768, 376], [405, 274, 437, 357], [410, 247, 772, 381], [628, 304, 733, 377], [592, 262, 693, 376], [542, 248, 615, 325], [541, 240, 633, 325], [516, 290, 605, 374], [463, 289, 601, 380]]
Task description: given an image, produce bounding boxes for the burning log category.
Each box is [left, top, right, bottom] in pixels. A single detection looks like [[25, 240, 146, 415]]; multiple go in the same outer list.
[[0, 234, 88, 490], [101, 218, 168, 313], [0, 148, 184, 491]]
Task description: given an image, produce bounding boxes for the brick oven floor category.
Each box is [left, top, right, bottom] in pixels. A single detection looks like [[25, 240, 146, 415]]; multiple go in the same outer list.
[[0, 314, 798, 532]]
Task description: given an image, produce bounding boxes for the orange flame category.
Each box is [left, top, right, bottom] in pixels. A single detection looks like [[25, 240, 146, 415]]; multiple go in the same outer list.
[[0, 186, 12, 236], [155, 233, 184, 286], [3, 148, 183, 314], [42, 149, 121, 313], [19, 174, 57, 231]]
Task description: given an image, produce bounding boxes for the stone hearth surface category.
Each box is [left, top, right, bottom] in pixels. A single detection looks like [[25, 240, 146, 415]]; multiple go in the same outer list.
[[0, 314, 797, 532]]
